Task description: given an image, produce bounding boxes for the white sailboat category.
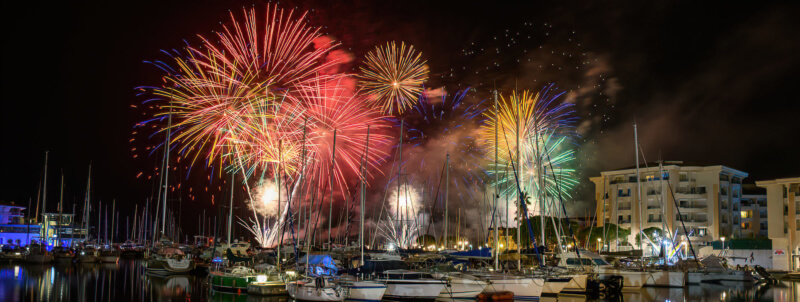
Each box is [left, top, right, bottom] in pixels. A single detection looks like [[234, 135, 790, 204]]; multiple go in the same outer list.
[[378, 270, 447, 301]]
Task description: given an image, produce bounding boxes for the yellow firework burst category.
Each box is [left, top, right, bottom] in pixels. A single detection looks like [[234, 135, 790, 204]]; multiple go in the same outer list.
[[359, 41, 429, 114]]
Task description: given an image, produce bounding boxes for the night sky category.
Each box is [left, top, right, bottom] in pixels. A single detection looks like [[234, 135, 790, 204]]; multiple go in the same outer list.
[[3, 0, 798, 238]]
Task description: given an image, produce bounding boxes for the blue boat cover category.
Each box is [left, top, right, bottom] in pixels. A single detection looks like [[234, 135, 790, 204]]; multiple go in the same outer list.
[[448, 247, 492, 258], [301, 254, 338, 276]]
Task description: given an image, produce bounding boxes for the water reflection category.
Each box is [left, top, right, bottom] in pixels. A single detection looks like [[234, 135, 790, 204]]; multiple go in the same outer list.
[[0, 260, 798, 301]]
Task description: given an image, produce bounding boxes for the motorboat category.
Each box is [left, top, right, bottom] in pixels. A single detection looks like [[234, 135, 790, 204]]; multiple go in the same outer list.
[[24, 243, 53, 264], [53, 246, 75, 263], [76, 245, 99, 263], [247, 265, 288, 296], [377, 270, 447, 301], [98, 245, 120, 263], [144, 246, 195, 275], [558, 250, 649, 290], [684, 255, 754, 284], [0, 245, 25, 262], [209, 266, 259, 293]]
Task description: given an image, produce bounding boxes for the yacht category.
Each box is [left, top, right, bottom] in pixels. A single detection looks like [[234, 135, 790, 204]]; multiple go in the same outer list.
[[287, 276, 346, 301], [24, 243, 53, 264], [557, 250, 688, 290], [377, 270, 447, 301], [53, 246, 75, 263], [77, 245, 100, 263], [338, 275, 387, 302], [0, 245, 25, 262], [472, 272, 544, 301], [98, 245, 121, 263], [144, 246, 195, 275], [433, 272, 488, 299]]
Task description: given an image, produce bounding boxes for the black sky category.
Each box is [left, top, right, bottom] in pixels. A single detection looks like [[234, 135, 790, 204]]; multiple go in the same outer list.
[[2, 0, 798, 236]]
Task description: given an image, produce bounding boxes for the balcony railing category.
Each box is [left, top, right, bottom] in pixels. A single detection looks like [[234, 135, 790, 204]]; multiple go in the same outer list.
[[676, 187, 707, 195], [647, 205, 661, 209], [618, 206, 632, 211], [648, 219, 662, 223]]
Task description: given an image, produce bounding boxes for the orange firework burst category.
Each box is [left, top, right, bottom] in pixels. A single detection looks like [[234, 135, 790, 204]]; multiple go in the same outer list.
[[359, 41, 429, 114], [144, 4, 339, 168]]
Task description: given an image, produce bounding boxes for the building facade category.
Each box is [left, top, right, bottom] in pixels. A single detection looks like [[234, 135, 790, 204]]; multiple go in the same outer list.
[[0, 202, 41, 245], [739, 184, 768, 238], [756, 177, 800, 271], [591, 161, 747, 254]]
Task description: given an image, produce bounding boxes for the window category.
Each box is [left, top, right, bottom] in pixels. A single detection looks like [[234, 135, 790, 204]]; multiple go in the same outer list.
[[699, 228, 707, 236], [741, 223, 749, 229], [741, 211, 751, 219]]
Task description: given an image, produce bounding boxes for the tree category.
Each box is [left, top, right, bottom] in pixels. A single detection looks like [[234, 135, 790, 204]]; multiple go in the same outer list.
[[577, 223, 631, 247]]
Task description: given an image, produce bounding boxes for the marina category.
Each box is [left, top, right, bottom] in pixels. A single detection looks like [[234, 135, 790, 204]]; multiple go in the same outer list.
[[1, 259, 799, 301], [2, 1, 799, 302]]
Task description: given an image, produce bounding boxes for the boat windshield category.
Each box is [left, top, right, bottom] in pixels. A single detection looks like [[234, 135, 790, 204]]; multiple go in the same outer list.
[[593, 258, 610, 266], [566, 258, 595, 266]]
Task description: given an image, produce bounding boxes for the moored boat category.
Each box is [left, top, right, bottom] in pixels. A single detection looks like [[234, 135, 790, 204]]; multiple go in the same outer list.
[[377, 270, 447, 301], [24, 243, 53, 264], [144, 246, 195, 275]]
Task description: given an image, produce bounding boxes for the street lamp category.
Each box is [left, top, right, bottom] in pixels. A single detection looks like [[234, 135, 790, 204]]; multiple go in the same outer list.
[[721, 237, 726, 251], [597, 238, 602, 252]]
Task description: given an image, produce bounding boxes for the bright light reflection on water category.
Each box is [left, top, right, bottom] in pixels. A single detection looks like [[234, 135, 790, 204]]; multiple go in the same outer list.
[[0, 259, 798, 301]]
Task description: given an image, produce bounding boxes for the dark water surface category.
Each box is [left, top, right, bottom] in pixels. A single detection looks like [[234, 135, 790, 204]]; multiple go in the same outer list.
[[0, 259, 798, 301]]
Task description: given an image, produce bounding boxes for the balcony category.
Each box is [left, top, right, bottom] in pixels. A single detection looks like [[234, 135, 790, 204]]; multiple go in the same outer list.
[[648, 219, 662, 223], [619, 220, 631, 224], [647, 190, 661, 196], [618, 206, 632, 211], [676, 187, 707, 195], [647, 204, 661, 209]]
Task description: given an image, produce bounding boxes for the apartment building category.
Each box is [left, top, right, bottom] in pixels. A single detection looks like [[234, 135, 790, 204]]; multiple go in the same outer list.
[[739, 184, 768, 238], [591, 161, 747, 254], [756, 177, 800, 271]]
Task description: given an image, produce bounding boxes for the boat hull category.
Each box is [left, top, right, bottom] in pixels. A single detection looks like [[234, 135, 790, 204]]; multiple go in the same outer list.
[[144, 258, 194, 275], [560, 274, 589, 295], [98, 256, 119, 263], [343, 281, 387, 302], [688, 270, 754, 284], [481, 276, 544, 301], [542, 277, 571, 296], [248, 281, 288, 296], [438, 277, 486, 299], [599, 269, 648, 290], [287, 281, 346, 301], [24, 254, 53, 264], [383, 280, 446, 300], [209, 273, 257, 293]]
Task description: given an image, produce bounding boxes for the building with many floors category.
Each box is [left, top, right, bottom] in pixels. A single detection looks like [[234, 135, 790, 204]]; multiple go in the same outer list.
[[591, 161, 747, 254], [756, 177, 800, 271], [739, 184, 768, 238], [0, 201, 87, 247]]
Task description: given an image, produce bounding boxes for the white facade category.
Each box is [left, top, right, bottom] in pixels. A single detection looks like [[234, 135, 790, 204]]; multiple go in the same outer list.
[[591, 161, 747, 254], [756, 177, 800, 271]]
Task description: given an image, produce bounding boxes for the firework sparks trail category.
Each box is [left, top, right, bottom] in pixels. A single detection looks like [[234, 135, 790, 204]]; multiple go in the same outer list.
[[142, 4, 339, 168], [479, 84, 578, 216], [297, 77, 393, 193], [359, 41, 429, 114]]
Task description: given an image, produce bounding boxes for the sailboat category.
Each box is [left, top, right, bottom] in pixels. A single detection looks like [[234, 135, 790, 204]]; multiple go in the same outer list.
[[25, 152, 53, 264], [339, 133, 388, 302], [144, 106, 194, 275]]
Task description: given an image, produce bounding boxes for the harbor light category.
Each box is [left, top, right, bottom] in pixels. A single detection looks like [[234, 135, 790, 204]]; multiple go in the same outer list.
[[256, 275, 267, 283]]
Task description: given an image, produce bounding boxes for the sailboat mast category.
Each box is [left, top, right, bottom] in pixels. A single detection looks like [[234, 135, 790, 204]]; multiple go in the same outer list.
[[111, 200, 116, 244], [328, 129, 337, 249], [161, 103, 173, 236], [84, 165, 91, 243], [227, 174, 234, 244], [397, 120, 403, 247], [58, 173, 64, 247], [360, 126, 371, 265], [444, 153, 450, 249], [634, 122, 643, 261], [42, 151, 49, 244], [493, 90, 500, 270]]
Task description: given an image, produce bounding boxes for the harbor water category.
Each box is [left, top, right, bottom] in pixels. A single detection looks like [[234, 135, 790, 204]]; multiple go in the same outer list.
[[0, 259, 798, 302]]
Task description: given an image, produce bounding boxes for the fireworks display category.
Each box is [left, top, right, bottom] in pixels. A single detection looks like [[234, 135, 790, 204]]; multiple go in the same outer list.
[[359, 42, 430, 114], [136, 3, 594, 248], [479, 85, 578, 216]]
